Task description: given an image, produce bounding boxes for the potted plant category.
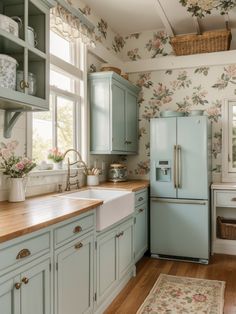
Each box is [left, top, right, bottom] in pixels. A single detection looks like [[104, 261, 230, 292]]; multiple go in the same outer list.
[[47, 148, 64, 170], [0, 141, 36, 202]]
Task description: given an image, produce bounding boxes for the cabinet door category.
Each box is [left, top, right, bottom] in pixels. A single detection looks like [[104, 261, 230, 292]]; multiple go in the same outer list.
[[96, 228, 118, 305], [112, 82, 126, 151], [125, 91, 138, 153], [56, 234, 93, 314], [21, 259, 50, 314], [0, 276, 20, 314], [134, 205, 148, 263], [118, 219, 133, 279]]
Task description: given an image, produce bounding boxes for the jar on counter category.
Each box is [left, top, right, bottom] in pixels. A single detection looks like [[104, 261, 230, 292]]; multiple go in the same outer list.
[[16, 70, 36, 95], [108, 163, 128, 182]]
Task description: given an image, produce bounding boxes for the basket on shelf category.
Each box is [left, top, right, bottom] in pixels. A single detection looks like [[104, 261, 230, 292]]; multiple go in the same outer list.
[[217, 216, 236, 240], [170, 29, 232, 56]]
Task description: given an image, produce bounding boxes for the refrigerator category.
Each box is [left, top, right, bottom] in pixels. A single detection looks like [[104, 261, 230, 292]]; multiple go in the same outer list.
[[150, 116, 211, 264]]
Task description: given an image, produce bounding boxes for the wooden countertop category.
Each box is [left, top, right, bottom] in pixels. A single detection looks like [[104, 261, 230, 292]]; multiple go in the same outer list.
[[0, 180, 149, 243]]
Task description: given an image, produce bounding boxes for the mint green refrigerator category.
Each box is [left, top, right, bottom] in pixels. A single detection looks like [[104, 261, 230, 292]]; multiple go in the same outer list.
[[150, 116, 211, 264]]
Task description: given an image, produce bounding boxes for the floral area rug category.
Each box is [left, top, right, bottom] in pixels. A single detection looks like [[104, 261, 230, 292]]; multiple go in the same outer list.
[[137, 274, 225, 314]]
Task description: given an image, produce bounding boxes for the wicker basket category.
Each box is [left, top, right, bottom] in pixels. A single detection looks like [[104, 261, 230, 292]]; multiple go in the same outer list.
[[100, 66, 121, 75], [170, 29, 232, 56], [217, 216, 236, 240]]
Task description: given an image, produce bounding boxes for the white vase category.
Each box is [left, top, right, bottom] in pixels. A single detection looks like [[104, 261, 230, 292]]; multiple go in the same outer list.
[[8, 177, 27, 202], [87, 175, 99, 186], [53, 161, 63, 170]]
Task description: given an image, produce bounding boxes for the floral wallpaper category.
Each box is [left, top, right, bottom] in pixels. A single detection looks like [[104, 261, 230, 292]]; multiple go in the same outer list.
[[126, 64, 236, 182]]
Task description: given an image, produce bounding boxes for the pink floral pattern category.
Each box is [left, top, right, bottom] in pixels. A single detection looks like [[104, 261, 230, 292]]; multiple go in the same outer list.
[[137, 274, 225, 314]]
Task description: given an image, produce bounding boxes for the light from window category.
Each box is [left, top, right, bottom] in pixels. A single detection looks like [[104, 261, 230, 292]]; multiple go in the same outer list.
[[32, 100, 53, 162], [50, 31, 72, 63], [57, 96, 74, 153], [50, 70, 75, 93]]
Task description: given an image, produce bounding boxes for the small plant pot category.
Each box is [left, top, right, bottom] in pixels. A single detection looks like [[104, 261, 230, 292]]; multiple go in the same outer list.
[[87, 175, 99, 186], [53, 161, 63, 170]]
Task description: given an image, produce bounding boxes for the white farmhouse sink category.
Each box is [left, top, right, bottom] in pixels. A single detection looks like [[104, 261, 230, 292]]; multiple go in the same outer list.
[[59, 189, 134, 231]]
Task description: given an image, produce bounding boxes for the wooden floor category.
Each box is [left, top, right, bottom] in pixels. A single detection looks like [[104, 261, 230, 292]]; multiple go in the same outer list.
[[105, 254, 236, 314]]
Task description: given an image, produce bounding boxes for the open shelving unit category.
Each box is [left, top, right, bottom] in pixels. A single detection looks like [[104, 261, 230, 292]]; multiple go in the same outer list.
[[0, 0, 55, 137]]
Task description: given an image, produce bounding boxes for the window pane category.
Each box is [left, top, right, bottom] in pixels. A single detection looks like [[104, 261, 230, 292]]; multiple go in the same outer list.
[[50, 31, 72, 63], [50, 70, 75, 92], [32, 100, 53, 162], [57, 96, 74, 153]]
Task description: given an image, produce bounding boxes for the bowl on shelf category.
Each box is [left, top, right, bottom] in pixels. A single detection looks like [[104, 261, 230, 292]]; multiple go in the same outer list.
[[160, 110, 185, 118], [188, 109, 204, 116]]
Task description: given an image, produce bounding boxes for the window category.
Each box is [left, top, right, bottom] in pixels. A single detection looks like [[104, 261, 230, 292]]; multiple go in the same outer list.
[[31, 30, 85, 163]]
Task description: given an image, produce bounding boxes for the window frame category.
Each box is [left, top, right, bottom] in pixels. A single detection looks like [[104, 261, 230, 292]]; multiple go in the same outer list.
[[27, 32, 88, 166]]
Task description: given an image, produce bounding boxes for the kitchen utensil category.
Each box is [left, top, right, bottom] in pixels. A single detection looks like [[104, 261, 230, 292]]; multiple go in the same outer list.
[[0, 54, 18, 90], [16, 70, 36, 95], [108, 163, 128, 182], [160, 110, 185, 118], [0, 14, 19, 37]]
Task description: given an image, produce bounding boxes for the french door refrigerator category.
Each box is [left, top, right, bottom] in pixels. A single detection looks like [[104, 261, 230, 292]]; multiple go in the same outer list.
[[150, 116, 211, 264]]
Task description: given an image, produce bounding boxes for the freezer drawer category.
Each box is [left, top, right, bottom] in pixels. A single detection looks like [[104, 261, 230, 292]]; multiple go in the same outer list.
[[150, 198, 209, 260]]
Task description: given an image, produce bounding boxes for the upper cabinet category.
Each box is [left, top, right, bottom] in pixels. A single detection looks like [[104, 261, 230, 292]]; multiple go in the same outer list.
[[0, 0, 55, 111], [222, 99, 236, 182], [88, 71, 140, 155]]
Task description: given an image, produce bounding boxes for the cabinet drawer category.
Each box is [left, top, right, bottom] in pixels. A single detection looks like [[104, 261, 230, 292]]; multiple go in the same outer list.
[[0, 232, 50, 273], [215, 191, 236, 207], [54, 213, 95, 247], [135, 189, 147, 207]]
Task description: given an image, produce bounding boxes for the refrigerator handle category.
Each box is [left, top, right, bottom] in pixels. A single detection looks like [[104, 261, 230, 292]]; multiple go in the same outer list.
[[173, 145, 177, 188], [177, 145, 182, 188]]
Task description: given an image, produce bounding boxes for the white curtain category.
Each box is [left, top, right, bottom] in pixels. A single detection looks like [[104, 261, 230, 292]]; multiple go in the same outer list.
[[50, 4, 95, 47]]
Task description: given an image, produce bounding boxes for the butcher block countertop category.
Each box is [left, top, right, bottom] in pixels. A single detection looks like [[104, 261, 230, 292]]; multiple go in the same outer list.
[[0, 180, 149, 243]]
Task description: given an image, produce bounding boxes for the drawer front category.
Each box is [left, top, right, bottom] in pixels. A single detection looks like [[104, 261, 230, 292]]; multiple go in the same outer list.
[[135, 189, 147, 207], [54, 213, 95, 247], [0, 232, 50, 272], [216, 191, 236, 207]]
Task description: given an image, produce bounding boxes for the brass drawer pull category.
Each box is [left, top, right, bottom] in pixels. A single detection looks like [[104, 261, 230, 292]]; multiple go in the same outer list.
[[20, 80, 29, 90], [15, 282, 21, 290], [231, 198, 236, 201], [16, 248, 31, 259], [22, 277, 29, 284], [74, 242, 83, 250], [138, 197, 144, 202], [119, 231, 124, 237], [73, 225, 82, 233], [139, 208, 145, 212]]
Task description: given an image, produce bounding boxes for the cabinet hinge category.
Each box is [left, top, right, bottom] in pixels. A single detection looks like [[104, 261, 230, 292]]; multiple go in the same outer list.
[[56, 262, 58, 271], [134, 217, 136, 224], [94, 292, 97, 302], [95, 241, 97, 250]]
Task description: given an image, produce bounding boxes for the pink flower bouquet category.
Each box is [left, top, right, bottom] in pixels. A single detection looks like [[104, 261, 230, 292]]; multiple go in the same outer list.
[[47, 148, 64, 163], [0, 141, 36, 178]]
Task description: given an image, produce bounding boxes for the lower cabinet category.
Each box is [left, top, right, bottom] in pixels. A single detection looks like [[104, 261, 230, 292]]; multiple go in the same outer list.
[[55, 232, 94, 314], [95, 217, 134, 312], [0, 258, 50, 314], [134, 203, 148, 263]]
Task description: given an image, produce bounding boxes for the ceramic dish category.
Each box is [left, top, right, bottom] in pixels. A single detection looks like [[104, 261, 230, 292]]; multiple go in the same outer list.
[[160, 110, 185, 117], [188, 110, 204, 116]]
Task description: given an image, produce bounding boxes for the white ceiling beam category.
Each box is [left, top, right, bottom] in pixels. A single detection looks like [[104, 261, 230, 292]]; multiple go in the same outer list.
[[155, 0, 174, 36]]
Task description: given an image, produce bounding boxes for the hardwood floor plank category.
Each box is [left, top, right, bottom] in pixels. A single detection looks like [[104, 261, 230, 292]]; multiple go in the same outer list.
[[104, 254, 236, 314]]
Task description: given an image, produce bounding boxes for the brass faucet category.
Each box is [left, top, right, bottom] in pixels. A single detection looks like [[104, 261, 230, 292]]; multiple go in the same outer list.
[[63, 149, 88, 191]]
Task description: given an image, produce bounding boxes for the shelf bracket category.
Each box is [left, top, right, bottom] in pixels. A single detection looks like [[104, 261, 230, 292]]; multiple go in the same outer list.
[[4, 111, 23, 138]]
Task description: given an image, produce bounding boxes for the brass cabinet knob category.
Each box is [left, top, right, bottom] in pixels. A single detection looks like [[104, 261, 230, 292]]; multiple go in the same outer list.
[[22, 277, 29, 284], [138, 197, 144, 202], [73, 225, 82, 234], [139, 208, 145, 212], [119, 231, 124, 237], [74, 242, 83, 250], [20, 80, 29, 90], [15, 282, 21, 290]]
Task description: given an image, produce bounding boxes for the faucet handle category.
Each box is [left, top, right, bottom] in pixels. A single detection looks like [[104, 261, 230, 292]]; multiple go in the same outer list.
[[58, 184, 63, 193], [76, 179, 80, 189]]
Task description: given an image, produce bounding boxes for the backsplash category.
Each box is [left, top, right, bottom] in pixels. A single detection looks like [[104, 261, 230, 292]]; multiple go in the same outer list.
[[126, 64, 236, 182]]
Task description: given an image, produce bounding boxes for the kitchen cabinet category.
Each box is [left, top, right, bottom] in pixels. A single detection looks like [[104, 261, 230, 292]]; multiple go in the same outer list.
[[89, 71, 140, 155], [134, 189, 148, 263], [0, 258, 50, 314], [211, 184, 236, 255], [95, 217, 134, 312], [0, 0, 55, 137]]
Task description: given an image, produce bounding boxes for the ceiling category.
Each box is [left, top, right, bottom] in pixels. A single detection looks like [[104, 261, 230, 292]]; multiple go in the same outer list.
[[82, 0, 236, 48]]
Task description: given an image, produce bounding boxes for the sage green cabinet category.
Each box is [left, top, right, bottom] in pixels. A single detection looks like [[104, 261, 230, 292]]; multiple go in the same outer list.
[[95, 217, 134, 310], [134, 189, 148, 263], [55, 233, 94, 314], [0, 258, 50, 314], [89, 71, 140, 155]]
